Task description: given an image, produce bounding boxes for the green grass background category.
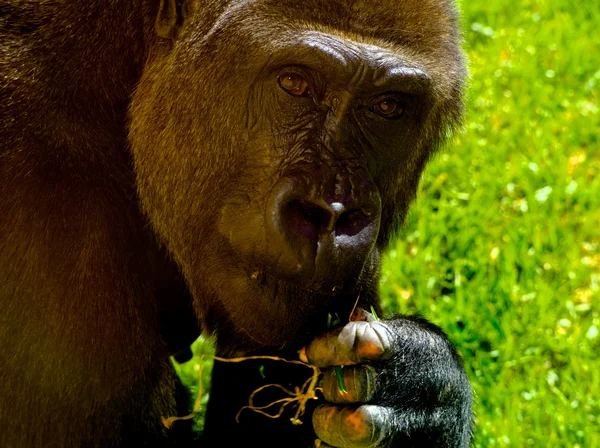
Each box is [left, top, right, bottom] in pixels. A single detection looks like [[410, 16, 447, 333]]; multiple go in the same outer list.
[[175, 1, 600, 445]]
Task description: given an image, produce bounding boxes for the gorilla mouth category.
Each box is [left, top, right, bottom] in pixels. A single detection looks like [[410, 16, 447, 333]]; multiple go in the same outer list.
[[207, 263, 365, 353], [249, 266, 361, 299]]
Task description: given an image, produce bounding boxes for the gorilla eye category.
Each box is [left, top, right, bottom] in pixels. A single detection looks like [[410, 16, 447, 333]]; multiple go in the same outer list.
[[371, 98, 404, 119], [278, 73, 310, 97]]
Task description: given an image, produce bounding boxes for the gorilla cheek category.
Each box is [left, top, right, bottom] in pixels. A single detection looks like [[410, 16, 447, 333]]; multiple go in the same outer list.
[[218, 200, 268, 265], [210, 267, 318, 347]]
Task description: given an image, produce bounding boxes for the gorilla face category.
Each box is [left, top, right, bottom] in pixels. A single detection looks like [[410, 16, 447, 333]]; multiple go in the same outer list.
[[129, 0, 464, 353]]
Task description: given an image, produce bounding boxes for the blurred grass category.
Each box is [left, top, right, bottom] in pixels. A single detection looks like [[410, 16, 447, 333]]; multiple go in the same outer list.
[[176, 0, 600, 445]]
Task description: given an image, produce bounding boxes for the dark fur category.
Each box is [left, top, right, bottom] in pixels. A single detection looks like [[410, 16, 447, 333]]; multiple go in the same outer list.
[[0, 0, 467, 446]]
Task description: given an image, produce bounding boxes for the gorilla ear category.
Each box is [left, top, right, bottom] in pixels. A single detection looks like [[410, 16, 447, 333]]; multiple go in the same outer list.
[[155, 0, 193, 39]]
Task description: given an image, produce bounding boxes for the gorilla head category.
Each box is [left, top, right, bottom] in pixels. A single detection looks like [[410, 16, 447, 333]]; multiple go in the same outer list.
[[130, 0, 464, 353]]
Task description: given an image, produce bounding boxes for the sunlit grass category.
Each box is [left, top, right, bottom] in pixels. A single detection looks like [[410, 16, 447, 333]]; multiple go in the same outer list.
[[178, 1, 599, 445]]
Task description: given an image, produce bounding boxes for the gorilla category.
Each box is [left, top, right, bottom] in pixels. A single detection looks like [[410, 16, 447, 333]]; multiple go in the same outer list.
[[0, 0, 471, 446]]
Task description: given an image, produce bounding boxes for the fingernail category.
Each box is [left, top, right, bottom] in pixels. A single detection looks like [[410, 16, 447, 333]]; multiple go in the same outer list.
[[299, 346, 308, 363]]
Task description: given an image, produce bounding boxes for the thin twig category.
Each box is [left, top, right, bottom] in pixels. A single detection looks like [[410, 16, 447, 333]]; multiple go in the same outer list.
[[349, 291, 362, 322]]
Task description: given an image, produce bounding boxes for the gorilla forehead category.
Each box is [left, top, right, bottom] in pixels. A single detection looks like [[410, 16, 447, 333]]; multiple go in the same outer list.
[[229, 0, 460, 36], [267, 31, 432, 88], [184, 0, 463, 103]]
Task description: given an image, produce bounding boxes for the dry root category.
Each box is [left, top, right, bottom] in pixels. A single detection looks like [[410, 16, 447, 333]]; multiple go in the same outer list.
[[162, 294, 364, 430], [162, 355, 321, 429]]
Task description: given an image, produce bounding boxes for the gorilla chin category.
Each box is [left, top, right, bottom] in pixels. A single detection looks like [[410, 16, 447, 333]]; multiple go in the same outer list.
[[204, 245, 379, 354]]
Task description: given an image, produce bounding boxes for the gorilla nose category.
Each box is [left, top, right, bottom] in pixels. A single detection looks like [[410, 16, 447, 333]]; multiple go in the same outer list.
[[266, 174, 381, 290], [282, 199, 374, 244]]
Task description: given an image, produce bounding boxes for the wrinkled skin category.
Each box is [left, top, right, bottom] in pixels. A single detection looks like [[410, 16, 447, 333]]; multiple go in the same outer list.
[[0, 0, 470, 446]]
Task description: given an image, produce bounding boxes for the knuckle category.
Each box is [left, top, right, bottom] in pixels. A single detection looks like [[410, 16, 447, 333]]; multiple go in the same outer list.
[[313, 404, 393, 448], [355, 321, 392, 361], [351, 405, 394, 446], [322, 365, 378, 403]]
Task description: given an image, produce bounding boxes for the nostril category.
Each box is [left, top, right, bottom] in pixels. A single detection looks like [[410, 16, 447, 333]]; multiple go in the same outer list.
[[283, 199, 332, 243], [335, 209, 372, 237]]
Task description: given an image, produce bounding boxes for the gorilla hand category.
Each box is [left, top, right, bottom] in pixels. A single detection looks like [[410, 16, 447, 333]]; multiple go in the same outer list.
[[301, 311, 472, 448]]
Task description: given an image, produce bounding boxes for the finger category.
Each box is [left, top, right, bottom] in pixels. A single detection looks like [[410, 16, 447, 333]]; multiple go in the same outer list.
[[313, 404, 395, 448], [301, 321, 392, 367], [321, 365, 377, 404]]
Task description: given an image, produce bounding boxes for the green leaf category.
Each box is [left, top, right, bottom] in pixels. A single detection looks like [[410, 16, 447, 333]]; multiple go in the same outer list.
[[335, 366, 347, 394]]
